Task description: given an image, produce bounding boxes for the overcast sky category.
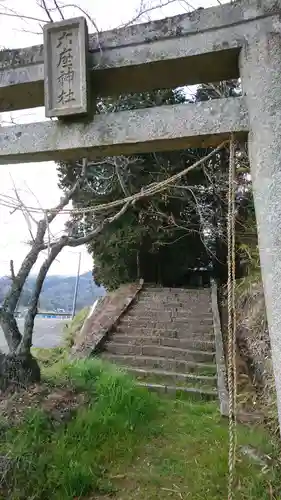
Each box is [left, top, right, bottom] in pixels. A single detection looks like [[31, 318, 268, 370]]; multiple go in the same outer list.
[[0, 0, 226, 277]]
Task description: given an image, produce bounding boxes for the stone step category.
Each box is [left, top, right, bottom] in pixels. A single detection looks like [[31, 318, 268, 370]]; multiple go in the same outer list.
[[143, 287, 211, 294], [125, 366, 217, 387], [111, 334, 215, 351], [105, 342, 215, 363], [141, 290, 210, 299], [140, 305, 202, 312], [138, 297, 211, 307], [136, 296, 211, 306], [139, 289, 210, 296], [124, 316, 213, 327], [115, 325, 214, 339], [138, 289, 210, 297], [121, 313, 213, 323], [101, 353, 217, 375], [118, 318, 214, 331], [126, 311, 213, 321], [136, 382, 217, 400]]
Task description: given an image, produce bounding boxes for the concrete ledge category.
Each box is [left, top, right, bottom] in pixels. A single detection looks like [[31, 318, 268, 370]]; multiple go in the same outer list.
[[137, 381, 217, 400], [126, 367, 217, 386], [0, 0, 280, 111], [72, 280, 144, 358], [211, 279, 229, 416], [0, 97, 248, 164]]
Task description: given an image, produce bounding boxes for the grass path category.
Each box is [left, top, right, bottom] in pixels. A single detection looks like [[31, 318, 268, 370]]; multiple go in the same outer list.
[[108, 399, 279, 499], [0, 357, 280, 499]]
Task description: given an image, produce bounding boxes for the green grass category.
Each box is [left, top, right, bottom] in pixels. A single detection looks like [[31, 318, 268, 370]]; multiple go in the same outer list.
[[1, 358, 280, 500], [63, 307, 90, 348], [32, 346, 68, 381], [1, 359, 160, 499], [116, 400, 281, 500], [31, 306, 90, 379], [32, 346, 65, 366]]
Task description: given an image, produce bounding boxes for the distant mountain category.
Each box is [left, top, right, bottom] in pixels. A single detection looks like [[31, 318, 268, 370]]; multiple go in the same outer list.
[[0, 272, 106, 312]]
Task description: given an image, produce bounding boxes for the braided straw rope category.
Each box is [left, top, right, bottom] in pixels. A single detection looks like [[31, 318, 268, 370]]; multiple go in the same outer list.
[[227, 135, 237, 500]]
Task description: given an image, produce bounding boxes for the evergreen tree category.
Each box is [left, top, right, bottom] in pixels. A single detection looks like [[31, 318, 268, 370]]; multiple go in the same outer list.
[[58, 81, 254, 289]]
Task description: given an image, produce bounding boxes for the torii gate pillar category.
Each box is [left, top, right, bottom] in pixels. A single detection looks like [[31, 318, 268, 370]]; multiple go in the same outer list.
[[240, 32, 281, 423]]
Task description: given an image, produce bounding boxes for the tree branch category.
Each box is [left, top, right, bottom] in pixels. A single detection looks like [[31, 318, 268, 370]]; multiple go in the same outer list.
[[57, 3, 100, 33], [47, 157, 88, 224], [1, 160, 88, 318], [9, 259, 15, 282], [68, 201, 130, 246], [114, 157, 130, 197], [121, 0, 180, 27], [10, 177, 37, 241], [18, 201, 130, 353], [53, 0, 64, 19], [0, 10, 48, 23], [39, 0, 54, 22], [41, 201, 130, 250]]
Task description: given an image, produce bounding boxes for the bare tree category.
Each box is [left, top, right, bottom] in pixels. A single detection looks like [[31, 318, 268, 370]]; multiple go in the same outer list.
[[0, 159, 131, 388], [0, 0, 199, 38]]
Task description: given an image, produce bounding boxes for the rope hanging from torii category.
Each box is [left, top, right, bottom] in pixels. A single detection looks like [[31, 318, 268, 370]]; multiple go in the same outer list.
[[227, 135, 237, 500]]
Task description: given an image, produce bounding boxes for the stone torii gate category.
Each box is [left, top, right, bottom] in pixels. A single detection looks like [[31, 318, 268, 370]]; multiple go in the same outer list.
[[1, 0, 281, 426]]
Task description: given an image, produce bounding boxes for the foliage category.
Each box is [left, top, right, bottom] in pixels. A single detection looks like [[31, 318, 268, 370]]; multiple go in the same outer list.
[[235, 273, 279, 436], [58, 89, 218, 289], [32, 346, 65, 366], [236, 188, 259, 277], [1, 359, 160, 499], [1, 358, 280, 499], [32, 306, 91, 378], [58, 81, 255, 289], [63, 306, 90, 348]]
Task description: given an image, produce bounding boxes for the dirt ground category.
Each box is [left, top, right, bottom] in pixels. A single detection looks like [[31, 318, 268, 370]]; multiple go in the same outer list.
[[0, 382, 88, 426]]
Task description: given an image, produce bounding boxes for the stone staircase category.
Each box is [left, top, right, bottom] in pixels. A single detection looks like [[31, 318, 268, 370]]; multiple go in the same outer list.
[[101, 286, 218, 399]]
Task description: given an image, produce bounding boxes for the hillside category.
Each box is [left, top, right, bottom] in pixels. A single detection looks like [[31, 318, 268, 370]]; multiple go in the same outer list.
[[0, 272, 106, 312]]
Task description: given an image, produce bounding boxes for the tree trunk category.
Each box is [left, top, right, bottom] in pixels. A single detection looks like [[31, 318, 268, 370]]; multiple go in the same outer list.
[[0, 310, 22, 352], [0, 223, 47, 351], [18, 244, 64, 355], [0, 352, 40, 391]]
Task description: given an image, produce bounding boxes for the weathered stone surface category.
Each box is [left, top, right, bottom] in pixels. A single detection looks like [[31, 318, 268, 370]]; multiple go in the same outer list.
[[125, 312, 213, 323], [99, 286, 219, 400], [0, 0, 280, 111], [101, 352, 217, 374], [137, 381, 217, 400], [126, 367, 217, 386], [115, 325, 214, 338], [0, 97, 248, 164], [240, 31, 281, 429], [111, 334, 215, 351], [72, 281, 144, 358], [105, 341, 215, 362], [139, 345, 215, 363], [211, 280, 229, 416], [43, 17, 88, 117]]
